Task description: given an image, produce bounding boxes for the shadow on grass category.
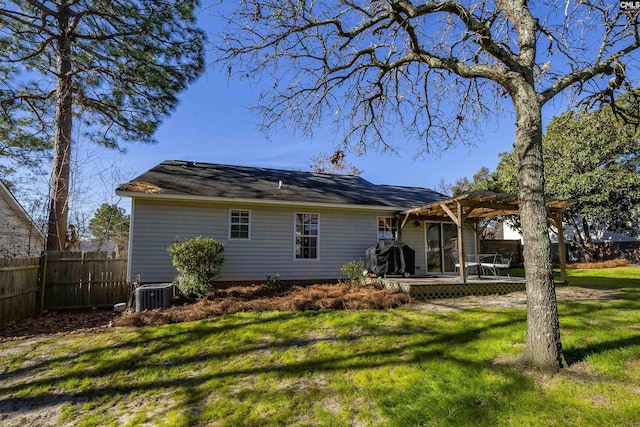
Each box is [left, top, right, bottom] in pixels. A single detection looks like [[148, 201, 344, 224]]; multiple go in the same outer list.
[[1, 286, 638, 426], [0, 309, 529, 424], [563, 334, 640, 366], [0, 311, 301, 383]]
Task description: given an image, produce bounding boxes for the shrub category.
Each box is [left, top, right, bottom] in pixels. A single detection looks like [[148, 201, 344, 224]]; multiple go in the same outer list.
[[340, 259, 367, 287], [168, 236, 224, 298], [266, 273, 284, 290]]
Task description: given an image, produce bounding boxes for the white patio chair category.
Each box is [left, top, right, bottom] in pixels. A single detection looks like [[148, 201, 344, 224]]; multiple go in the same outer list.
[[481, 253, 512, 278], [479, 253, 499, 278], [494, 253, 513, 277], [451, 251, 479, 275]]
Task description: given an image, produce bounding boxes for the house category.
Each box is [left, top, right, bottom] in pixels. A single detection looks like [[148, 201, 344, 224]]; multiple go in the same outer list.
[[499, 219, 640, 244], [0, 181, 45, 258], [116, 160, 479, 283], [77, 241, 121, 258]]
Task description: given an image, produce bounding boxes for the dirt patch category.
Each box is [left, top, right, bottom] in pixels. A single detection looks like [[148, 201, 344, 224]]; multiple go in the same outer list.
[[0, 309, 119, 343], [411, 286, 622, 312], [114, 283, 412, 327]]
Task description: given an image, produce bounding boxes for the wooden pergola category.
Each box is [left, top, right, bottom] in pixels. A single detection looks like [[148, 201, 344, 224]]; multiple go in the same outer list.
[[399, 191, 576, 284]]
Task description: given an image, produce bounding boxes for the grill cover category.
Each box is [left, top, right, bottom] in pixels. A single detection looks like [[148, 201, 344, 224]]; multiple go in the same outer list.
[[366, 240, 415, 277]]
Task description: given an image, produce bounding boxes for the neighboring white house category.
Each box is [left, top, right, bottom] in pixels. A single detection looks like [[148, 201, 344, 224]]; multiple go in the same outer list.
[[77, 241, 121, 258], [116, 160, 477, 283], [500, 220, 640, 243], [0, 181, 45, 258]]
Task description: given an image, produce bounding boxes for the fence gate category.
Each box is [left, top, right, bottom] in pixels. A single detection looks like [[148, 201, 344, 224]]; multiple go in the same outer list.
[[44, 251, 129, 310], [0, 257, 41, 322]]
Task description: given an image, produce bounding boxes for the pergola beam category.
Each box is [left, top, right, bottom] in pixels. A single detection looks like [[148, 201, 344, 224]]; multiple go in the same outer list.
[[440, 203, 459, 225], [458, 200, 520, 211], [399, 212, 411, 230]]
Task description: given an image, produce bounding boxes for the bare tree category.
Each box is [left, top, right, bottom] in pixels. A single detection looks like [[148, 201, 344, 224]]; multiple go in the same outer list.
[[213, 1, 640, 370]]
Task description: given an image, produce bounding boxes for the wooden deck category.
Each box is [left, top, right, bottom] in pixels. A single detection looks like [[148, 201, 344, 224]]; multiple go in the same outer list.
[[369, 274, 527, 300]]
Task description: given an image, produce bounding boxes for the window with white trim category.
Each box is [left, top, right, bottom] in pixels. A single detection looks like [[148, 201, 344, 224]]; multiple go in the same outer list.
[[295, 213, 319, 259], [378, 217, 398, 240], [229, 209, 250, 239]]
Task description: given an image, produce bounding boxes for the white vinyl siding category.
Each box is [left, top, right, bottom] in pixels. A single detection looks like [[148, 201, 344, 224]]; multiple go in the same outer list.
[[229, 209, 250, 240], [399, 221, 426, 275], [128, 199, 389, 282], [0, 193, 44, 258]]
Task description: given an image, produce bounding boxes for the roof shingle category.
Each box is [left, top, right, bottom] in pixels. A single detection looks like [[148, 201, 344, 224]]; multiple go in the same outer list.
[[117, 160, 445, 208]]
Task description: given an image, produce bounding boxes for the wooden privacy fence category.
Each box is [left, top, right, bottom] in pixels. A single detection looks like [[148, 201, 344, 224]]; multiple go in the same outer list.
[[44, 251, 129, 310], [0, 257, 41, 323]]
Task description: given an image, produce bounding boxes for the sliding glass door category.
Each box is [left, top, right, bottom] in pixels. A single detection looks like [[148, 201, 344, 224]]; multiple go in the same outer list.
[[426, 222, 458, 273], [426, 224, 442, 273], [441, 223, 457, 272]]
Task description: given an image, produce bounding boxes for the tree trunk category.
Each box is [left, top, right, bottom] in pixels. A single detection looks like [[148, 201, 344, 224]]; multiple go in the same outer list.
[[513, 86, 564, 371], [581, 216, 597, 262], [46, 2, 73, 251]]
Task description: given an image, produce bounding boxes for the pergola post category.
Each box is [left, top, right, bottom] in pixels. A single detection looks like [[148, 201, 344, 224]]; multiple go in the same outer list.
[[456, 202, 466, 284]]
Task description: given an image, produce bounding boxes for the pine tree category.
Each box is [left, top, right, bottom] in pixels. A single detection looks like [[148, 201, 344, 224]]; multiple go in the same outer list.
[[0, 0, 205, 250]]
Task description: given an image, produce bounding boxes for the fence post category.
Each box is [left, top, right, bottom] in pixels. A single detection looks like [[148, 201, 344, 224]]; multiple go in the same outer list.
[[37, 252, 48, 313]]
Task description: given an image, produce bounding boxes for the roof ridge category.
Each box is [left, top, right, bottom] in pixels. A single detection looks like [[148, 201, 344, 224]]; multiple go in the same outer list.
[[165, 159, 369, 180]]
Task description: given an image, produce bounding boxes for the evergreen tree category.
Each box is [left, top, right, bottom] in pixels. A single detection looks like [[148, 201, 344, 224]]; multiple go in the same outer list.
[[88, 203, 129, 243], [490, 97, 640, 254], [0, 0, 205, 250]]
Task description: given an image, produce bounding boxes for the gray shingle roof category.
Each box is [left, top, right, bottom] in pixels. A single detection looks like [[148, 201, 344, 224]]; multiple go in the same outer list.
[[118, 160, 445, 208]]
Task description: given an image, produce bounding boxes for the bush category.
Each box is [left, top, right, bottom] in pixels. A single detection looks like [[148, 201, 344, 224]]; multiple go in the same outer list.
[[266, 273, 284, 291], [339, 259, 367, 287], [168, 236, 224, 298]]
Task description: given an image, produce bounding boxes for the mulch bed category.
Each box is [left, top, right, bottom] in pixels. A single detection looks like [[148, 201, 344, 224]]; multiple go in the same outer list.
[[0, 284, 412, 341], [114, 283, 413, 327], [568, 259, 628, 269]]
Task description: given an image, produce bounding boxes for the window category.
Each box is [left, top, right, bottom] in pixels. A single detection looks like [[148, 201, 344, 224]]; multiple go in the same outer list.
[[378, 217, 398, 240], [295, 213, 319, 259], [229, 209, 250, 239]]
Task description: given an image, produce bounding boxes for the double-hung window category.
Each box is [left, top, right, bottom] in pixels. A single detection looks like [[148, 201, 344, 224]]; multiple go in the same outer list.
[[295, 213, 319, 259], [377, 217, 398, 240], [229, 209, 250, 239]]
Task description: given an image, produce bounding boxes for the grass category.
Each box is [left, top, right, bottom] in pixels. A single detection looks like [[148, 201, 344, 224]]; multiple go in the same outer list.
[[1, 267, 639, 426]]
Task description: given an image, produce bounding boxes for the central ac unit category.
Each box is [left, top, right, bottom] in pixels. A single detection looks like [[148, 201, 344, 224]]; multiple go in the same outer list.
[[135, 283, 174, 311]]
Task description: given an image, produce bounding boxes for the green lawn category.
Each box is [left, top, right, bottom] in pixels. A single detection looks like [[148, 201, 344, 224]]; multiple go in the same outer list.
[[1, 267, 639, 426]]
